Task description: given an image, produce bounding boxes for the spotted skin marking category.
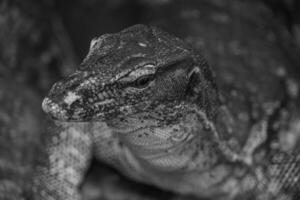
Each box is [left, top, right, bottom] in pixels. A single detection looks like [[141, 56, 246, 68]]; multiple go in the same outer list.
[[64, 92, 81, 106], [32, 121, 93, 200]]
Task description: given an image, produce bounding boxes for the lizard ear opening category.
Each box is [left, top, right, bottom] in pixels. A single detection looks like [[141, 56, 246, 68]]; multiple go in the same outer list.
[[185, 66, 202, 98], [185, 64, 220, 119]]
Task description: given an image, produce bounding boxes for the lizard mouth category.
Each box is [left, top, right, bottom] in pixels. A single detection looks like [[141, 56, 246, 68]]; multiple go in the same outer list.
[[42, 97, 69, 121]]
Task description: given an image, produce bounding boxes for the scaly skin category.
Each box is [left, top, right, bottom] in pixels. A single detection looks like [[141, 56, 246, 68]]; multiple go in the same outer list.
[[34, 25, 299, 200]]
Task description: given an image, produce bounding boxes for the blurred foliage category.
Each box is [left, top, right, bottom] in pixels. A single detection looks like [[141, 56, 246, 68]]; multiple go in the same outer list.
[[0, 0, 76, 94]]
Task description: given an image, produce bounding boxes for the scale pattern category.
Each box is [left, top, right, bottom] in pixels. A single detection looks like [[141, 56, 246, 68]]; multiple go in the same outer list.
[[31, 25, 300, 200]]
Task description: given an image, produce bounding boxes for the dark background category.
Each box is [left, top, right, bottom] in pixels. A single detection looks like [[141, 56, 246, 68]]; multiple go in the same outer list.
[[0, 0, 299, 199], [1, 0, 300, 95]]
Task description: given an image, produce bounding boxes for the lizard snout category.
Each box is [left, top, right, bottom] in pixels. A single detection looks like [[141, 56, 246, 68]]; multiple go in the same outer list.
[[41, 71, 99, 121], [42, 97, 69, 120]]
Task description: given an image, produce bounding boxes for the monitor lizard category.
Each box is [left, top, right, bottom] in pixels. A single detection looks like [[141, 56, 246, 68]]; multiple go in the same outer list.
[[32, 24, 300, 200]]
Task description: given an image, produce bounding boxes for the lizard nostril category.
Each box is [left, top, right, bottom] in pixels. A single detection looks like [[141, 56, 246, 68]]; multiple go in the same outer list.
[[52, 81, 63, 91], [49, 82, 67, 99]]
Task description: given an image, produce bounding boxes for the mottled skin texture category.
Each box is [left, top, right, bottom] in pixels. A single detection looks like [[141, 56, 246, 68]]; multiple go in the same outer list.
[[34, 25, 299, 200]]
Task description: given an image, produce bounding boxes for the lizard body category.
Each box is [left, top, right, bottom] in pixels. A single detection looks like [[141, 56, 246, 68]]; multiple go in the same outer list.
[[35, 25, 300, 200]]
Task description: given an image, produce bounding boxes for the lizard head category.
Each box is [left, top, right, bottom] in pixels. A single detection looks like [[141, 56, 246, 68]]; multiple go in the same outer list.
[[42, 24, 220, 170], [42, 24, 218, 122]]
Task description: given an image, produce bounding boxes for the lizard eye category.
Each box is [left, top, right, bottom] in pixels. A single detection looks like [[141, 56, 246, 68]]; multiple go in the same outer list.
[[133, 74, 154, 89]]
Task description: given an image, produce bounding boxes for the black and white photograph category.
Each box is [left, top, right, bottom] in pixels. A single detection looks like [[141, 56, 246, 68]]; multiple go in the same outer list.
[[0, 0, 299, 199]]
